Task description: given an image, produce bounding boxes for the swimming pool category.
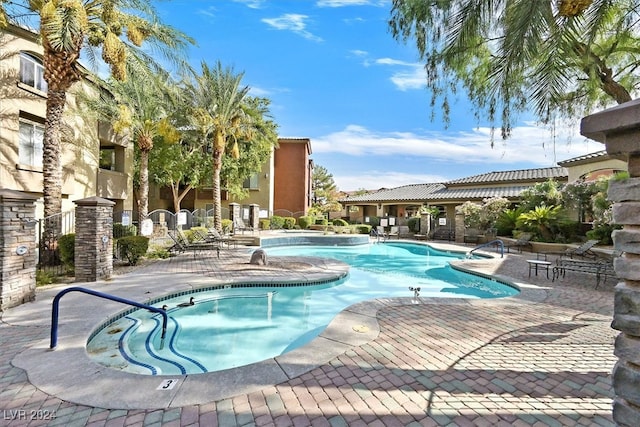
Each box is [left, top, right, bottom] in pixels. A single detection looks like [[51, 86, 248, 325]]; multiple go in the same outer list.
[[87, 242, 518, 375]]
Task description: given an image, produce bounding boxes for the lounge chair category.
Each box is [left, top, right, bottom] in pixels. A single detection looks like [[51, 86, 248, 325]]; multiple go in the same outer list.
[[197, 227, 236, 249], [170, 229, 221, 258], [233, 217, 254, 234], [564, 239, 600, 259], [388, 226, 399, 239], [504, 233, 533, 253]]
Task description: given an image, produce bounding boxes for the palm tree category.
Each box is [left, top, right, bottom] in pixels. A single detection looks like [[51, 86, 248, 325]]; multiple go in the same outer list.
[[389, 0, 639, 140], [184, 61, 252, 232], [1, 1, 192, 232], [105, 72, 181, 230]]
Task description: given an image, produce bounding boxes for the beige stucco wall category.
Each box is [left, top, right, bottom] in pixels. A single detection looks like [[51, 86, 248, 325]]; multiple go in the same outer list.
[[565, 158, 627, 182], [0, 25, 133, 217]]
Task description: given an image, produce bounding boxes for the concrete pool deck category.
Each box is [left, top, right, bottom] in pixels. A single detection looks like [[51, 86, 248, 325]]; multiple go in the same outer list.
[[0, 239, 616, 426]]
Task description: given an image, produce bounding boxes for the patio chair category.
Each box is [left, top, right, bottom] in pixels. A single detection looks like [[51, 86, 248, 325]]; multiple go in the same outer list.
[[564, 239, 600, 259], [172, 229, 221, 258], [388, 226, 399, 239], [233, 217, 254, 234], [504, 233, 533, 253], [200, 227, 236, 249]]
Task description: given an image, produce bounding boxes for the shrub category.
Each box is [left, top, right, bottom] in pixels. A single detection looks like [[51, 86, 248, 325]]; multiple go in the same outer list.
[[259, 219, 271, 230], [113, 223, 137, 238], [117, 236, 149, 265], [184, 227, 207, 242], [315, 218, 328, 226], [283, 217, 296, 229], [587, 224, 621, 245], [407, 217, 420, 232], [298, 216, 313, 229], [221, 219, 233, 234], [147, 246, 170, 259], [332, 218, 349, 226], [36, 269, 55, 286], [270, 215, 285, 229], [58, 233, 75, 269], [366, 216, 380, 227], [355, 224, 371, 234]]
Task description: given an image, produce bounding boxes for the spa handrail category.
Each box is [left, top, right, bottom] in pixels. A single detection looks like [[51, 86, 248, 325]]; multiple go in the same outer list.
[[50, 286, 168, 349], [468, 239, 504, 258]]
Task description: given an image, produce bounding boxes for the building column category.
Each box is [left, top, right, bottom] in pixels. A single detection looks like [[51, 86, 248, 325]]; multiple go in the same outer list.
[[249, 204, 260, 230], [581, 99, 640, 427], [74, 197, 115, 282], [0, 189, 38, 310]]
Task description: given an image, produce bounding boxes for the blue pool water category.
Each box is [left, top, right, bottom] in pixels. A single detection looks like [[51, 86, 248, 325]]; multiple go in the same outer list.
[[87, 242, 518, 375]]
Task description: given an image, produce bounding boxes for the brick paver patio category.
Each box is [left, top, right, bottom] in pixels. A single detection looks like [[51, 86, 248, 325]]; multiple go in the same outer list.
[[0, 241, 616, 426]]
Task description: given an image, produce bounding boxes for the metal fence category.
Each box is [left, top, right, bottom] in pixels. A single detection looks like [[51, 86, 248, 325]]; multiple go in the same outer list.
[[37, 210, 76, 276]]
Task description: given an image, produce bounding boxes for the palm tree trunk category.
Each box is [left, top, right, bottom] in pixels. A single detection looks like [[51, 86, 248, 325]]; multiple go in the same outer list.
[[138, 150, 149, 233], [212, 149, 223, 232], [42, 89, 66, 251]]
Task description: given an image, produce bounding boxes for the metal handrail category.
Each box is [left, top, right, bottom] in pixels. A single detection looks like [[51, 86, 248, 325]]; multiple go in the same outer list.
[[468, 239, 504, 258], [50, 286, 168, 349]]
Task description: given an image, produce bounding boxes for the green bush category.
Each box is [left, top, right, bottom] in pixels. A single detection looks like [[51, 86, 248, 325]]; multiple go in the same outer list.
[[332, 218, 349, 226], [355, 224, 371, 234], [184, 227, 207, 242], [221, 219, 233, 234], [315, 218, 328, 226], [36, 269, 55, 286], [147, 247, 170, 259], [270, 215, 285, 229], [283, 217, 296, 229], [586, 224, 621, 245], [117, 236, 149, 265], [113, 223, 137, 238], [259, 219, 271, 230], [298, 216, 313, 229], [366, 216, 380, 227], [407, 217, 420, 232], [58, 233, 75, 268]]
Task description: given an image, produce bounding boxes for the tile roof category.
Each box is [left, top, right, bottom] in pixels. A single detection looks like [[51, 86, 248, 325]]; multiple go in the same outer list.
[[445, 167, 567, 185], [427, 186, 531, 200], [557, 150, 608, 166], [340, 183, 446, 203]]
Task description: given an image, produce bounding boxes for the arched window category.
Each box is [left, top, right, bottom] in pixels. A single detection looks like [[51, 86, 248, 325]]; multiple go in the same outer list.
[[20, 52, 47, 92]]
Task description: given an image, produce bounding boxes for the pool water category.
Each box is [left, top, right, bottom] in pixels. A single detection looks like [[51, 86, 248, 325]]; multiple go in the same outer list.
[[87, 242, 518, 375]]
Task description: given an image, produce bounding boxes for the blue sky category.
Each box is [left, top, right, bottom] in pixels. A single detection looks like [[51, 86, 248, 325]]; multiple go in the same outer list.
[[154, 0, 605, 191]]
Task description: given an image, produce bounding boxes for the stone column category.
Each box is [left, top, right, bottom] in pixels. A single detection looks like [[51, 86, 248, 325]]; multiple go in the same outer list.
[[249, 204, 260, 230], [229, 203, 240, 222], [74, 197, 115, 282], [581, 98, 640, 427], [0, 189, 38, 310], [455, 212, 465, 244], [420, 213, 431, 237]]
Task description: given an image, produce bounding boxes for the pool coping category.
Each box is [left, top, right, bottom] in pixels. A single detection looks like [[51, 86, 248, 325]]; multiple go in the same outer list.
[[8, 242, 547, 410]]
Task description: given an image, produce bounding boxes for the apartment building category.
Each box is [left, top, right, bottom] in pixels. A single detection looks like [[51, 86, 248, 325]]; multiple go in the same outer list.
[[148, 137, 313, 220], [0, 24, 134, 218]]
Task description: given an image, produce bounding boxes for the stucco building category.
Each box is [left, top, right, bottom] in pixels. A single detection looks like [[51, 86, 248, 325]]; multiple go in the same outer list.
[[0, 24, 134, 218]]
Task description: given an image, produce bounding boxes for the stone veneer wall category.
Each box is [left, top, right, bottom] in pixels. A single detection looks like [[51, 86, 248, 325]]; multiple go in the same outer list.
[[0, 189, 38, 310], [581, 98, 640, 427], [74, 197, 115, 282]]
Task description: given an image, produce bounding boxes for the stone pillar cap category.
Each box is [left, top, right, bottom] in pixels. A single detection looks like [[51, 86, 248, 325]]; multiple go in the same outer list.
[[74, 196, 116, 207], [581, 98, 640, 143], [0, 189, 39, 202]]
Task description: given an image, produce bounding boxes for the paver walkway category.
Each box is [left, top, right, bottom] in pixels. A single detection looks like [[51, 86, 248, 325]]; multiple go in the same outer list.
[[0, 241, 616, 426]]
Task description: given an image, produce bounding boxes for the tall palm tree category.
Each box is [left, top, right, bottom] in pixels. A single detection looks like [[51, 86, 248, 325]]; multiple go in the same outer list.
[[185, 61, 251, 232], [1, 0, 192, 231], [98, 71, 180, 230]]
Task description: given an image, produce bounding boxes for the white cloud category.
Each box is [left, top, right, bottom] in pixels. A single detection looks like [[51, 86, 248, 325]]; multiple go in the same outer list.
[[317, 0, 387, 7], [374, 58, 425, 91], [313, 123, 598, 165], [232, 0, 265, 8], [262, 14, 323, 42], [335, 172, 448, 192]]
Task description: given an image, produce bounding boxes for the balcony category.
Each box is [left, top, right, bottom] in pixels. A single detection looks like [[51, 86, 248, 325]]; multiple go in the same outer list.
[[97, 169, 129, 200]]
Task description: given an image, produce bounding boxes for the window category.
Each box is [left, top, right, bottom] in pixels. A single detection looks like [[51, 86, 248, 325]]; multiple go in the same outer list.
[[99, 148, 115, 170], [19, 119, 44, 167], [20, 52, 47, 92], [242, 173, 259, 190]]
